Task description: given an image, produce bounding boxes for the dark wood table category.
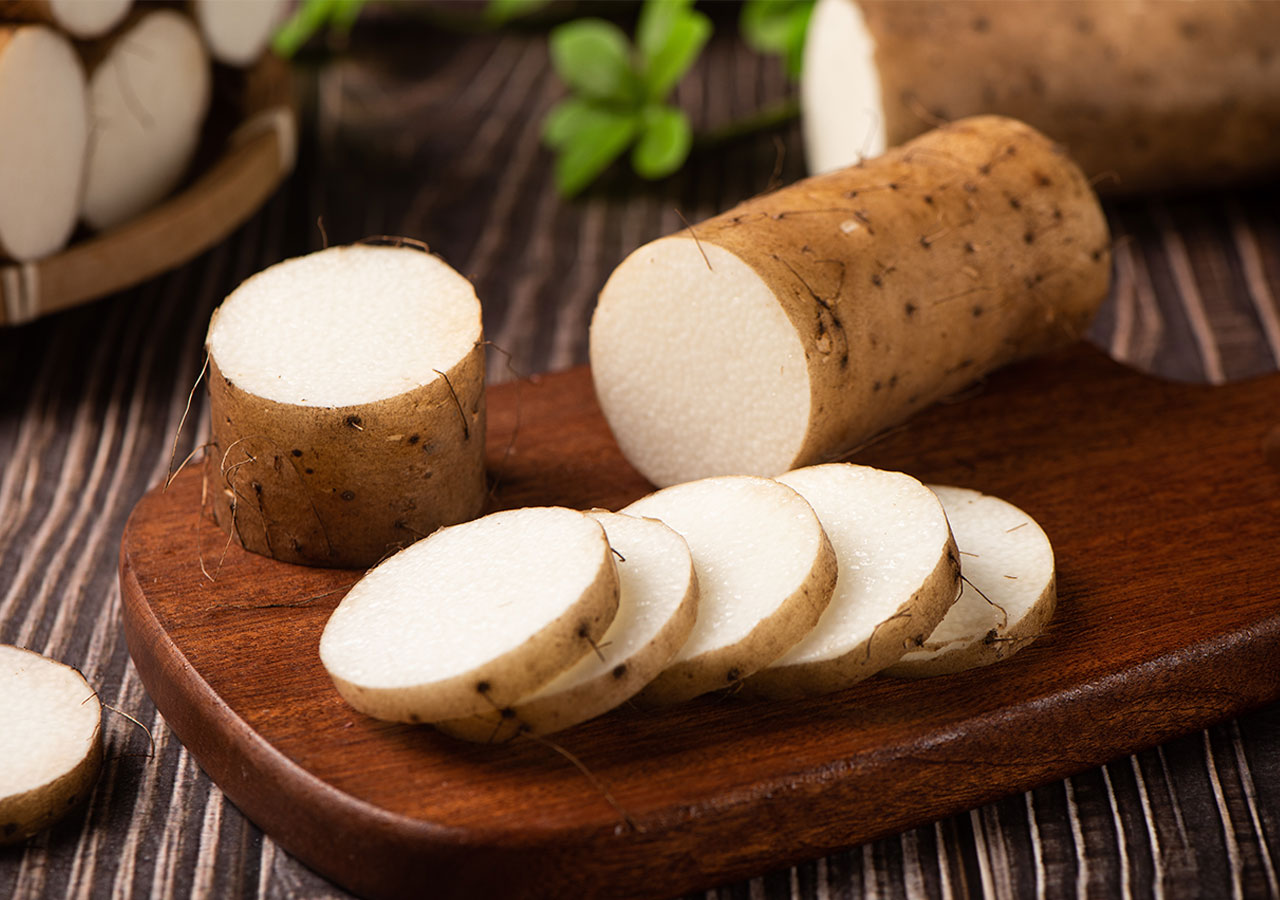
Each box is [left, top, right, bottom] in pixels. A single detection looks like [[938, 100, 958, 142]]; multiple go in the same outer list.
[[3, 13, 1280, 900]]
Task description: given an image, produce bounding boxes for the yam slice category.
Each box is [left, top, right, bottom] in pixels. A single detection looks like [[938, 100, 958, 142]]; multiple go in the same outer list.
[[204, 243, 486, 568], [1, 0, 133, 39], [623, 476, 837, 705], [884, 486, 1056, 677], [192, 0, 288, 67], [436, 510, 699, 742], [801, 0, 885, 175], [746, 464, 960, 699], [319, 507, 620, 723], [0, 25, 88, 262], [81, 9, 211, 231], [0, 645, 103, 845]]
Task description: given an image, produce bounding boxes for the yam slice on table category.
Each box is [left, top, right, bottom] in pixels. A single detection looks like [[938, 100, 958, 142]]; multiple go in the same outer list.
[[0, 645, 103, 845], [437, 510, 699, 742], [319, 507, 620, 723], [0, 25, 87, 262], [0, 0, 132, 39], [623, 476, 837, 705], [80, 9, 211, 231], [192, 0, 288, 67], [204, 243, 486, 568], [884, 486, 1057, 677], [745, 464, 960, 699]]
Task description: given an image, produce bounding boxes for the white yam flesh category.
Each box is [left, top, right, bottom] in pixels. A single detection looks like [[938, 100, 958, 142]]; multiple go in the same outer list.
[[0, 26, 88, 261], [436, 510, 699, 741], [623, 475, 837, 704], [81, 9, 211, 231], [801, 0, 884, 174], [747, 464, 959, 697], [319, 507, 620, 723], [47, 0, 132, 38], [193, 0, 288, 67], [207, 245, 481, 409], [591, 239, 811, 487], [0, 645, 103, 845], [885, 486, 1057, 677]]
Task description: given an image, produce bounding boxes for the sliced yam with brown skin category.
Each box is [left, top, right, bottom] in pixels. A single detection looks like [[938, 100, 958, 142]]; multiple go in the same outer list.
[[884, 486, 1056, 678], [590, 115, 1110, 488], [622, 476, 837, 705], [0, 645, 103, 845], [80, 9, 211, 231], [745, 464, 960, 699], [319, 507, 620, 723], [191, 0, 288, 67], [0, 25, 87, 262], [204, 243, 486, 569], [0, 0, 132, 39], [804, 0, 1280, 192], [436, 510, 699, 742]]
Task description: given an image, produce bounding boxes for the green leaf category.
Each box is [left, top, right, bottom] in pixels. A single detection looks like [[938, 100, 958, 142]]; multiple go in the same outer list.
[[486, 0, 552, 25], [631, 106, 692, 179], [641, 7, 711, 101], [554, 109, 640, 196], [542, 97, 608, 150], [272, 0, 339, 58], [330, 0, 367, 34], [636, 0, 693, 66], [740, 0, 813, 79], [549, 19, 637, 103]]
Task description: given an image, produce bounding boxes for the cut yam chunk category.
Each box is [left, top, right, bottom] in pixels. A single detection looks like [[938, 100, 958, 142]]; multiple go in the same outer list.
[[2, 0, 134, 39], [319, 507, 620, 723], [589, 116, 1110, 488], [204, 243, 486, 568], [622, 476, 837, 705], [746, 464, 960, 698], [0, 25, 88, 261], [0, 645, 103, 845], [884, 486, 1056, 677], [192, 0, 288, 67], [801, 0, 884, 175], [81, 9, 211, 231], [436, 510, 699, 741]]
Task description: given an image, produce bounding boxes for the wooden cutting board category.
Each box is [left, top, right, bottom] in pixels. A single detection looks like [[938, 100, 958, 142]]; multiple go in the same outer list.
[[119, 345, 1280, 900]]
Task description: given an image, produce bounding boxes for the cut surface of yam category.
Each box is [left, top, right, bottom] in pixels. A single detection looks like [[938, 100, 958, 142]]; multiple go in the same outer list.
[[192, 0, 288, 67], [2, 0, 134, 38], [801, 0, 884, 175], [0, 645, 103, 845], [590, 116, 1110, 488], [746, 464, 960, 699], [622, 476, 837, 705], [0, 25, 88, 262], [81, 9, 211, 231], [437, 511, 699, 742], [204, 243, 486, 568], [884, 486, 1056, 678], [319, 507, 620, 723]]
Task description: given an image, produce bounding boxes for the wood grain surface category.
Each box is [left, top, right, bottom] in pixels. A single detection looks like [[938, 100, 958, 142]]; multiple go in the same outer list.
[[118, 348, 1280, 900], [4, 9, 1280, 900]]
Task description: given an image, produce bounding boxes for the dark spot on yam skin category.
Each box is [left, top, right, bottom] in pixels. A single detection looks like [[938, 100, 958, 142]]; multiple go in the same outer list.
[[476, 681, 491, 693], [978, 164, 991, 176], [923, 194, 934, 205], [725, 668, 742, 683], [889, 374, 899, 388], [1092, 249, 1104, 262], [292, 538, 303, 552], [919, 236, 933, 249], [251, 482, 262, 496], [408, 434, 420, 445], [1008, 197, 1022, 210], [971, 15, 989, 32], [888, 182, 899, 191], [612, 664, 627, 679], [873, 380, 882, 392], [1053, 207, 1063, 221], [1023, 231, 1035, 244], [972, 305, 984, 317], [224, 416, 232, 425], [914, 633, 926, 647], [1179, 19, 1201, 39], [344, 415, 362, 429], [500, 707, 517, 720], [840, 352, 850, 369], [871, 273, 883, 287], [904, 302, 917, 317], [964, 242, 977, 254], [305, 468, 314, 475], [341, 490, 355, 501], [408, 713, 421, 723], [963, 182, 977, 193], [1074, 16, 1093, 34], [291, 449, 302, 457]]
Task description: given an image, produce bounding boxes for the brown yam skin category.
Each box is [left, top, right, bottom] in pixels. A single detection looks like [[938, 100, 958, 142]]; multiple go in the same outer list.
[[0, 729, 102, 845], [205, 343, 486, 569], [860, 0, 1280, 193], [694, 114, 1109, 471]]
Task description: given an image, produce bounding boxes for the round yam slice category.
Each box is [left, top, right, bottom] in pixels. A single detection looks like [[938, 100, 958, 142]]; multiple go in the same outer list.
[[884, 486, 1056, 677], [589, 116, 1110, 488], [0, 25, 88, 262], [319, 507, 620, 723], [746, 464, 960, 698], [2, 0, 133, 39], [436, 510, 699, 741], [205, 243, 486, 568], [81, 9, 211, 231], [192, 0, 288, 67], [623, 476, 837, 705], [1, 645, 103, 845]]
